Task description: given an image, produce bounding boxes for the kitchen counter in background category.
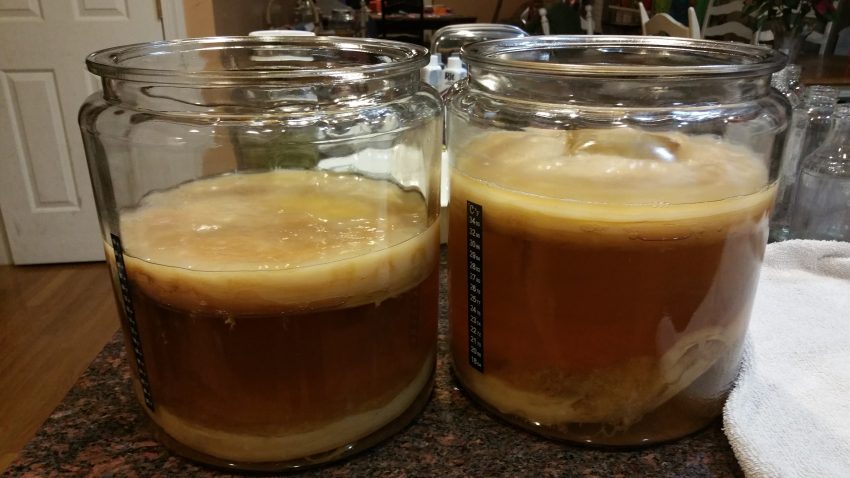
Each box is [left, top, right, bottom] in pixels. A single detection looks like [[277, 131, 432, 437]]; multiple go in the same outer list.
[[4, 251, 742, 477], [798, 54, 850, 100]]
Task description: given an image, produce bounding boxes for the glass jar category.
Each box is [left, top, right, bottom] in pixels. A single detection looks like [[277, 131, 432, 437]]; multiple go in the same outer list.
[[430, 23, 529, 63], [446, 36, 787, 446], [770, 85, 838, 241], [790, 104, 850, 241], [80, 37, 442, 471]]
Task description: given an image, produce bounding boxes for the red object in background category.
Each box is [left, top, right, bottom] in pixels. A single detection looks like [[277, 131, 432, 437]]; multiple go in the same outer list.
[[371, 0, 381, 13], [813, 0, 834, 16]]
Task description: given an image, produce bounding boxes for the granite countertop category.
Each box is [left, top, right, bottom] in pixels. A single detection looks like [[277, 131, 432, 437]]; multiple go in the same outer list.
[[5, 251, 743, 477]]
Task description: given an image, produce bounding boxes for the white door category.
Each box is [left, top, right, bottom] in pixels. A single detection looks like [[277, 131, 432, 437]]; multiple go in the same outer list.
[[0, 0, 165, 264]]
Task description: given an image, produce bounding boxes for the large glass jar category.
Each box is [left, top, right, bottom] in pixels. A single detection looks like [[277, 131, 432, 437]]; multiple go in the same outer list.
[[80, 37, 442, 471], [446, 36, 787, 446]]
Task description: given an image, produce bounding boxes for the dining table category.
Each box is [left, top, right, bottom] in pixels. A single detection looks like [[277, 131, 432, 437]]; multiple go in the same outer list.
[[797, 53, 850, 98]]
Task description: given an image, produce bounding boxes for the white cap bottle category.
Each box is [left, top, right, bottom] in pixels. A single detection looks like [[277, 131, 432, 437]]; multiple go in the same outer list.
[[439, 54, 467, 92], [420, 53, 443, 89]]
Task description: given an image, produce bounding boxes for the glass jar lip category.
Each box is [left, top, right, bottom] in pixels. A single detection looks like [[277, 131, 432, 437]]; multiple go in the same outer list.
[[86, 36, 429, 85], [461, 35, 787, 78]]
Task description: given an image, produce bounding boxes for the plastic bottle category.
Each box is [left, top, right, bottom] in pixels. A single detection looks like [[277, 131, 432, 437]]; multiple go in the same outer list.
[[789, 104, 850, 240], [421, 54, 443, 89], [769, 85, 838, 242], [439, 54, 467, 92]]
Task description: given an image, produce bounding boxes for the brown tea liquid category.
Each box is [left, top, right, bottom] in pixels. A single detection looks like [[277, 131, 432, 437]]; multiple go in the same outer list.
[[108, 170, 439, 464], [448, 129, 774, 445]]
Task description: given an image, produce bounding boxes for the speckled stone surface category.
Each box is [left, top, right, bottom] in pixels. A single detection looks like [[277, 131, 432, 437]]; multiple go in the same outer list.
[[6, 251, 743, 477]]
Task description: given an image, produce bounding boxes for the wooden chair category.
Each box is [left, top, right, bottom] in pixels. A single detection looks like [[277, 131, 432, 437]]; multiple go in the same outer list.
[[580, 4, 595, 35], [638, 2, 699, 38], [810, 21, 834, 56], [701, 0, 757, 43]]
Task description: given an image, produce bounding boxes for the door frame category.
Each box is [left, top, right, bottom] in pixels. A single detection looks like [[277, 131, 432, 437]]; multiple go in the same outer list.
[[160, 0, 188, 40]]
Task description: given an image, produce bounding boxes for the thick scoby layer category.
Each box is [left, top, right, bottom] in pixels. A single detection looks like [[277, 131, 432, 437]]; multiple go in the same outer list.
[[454, 128, 769, 206], [119, 170, 438, 314]]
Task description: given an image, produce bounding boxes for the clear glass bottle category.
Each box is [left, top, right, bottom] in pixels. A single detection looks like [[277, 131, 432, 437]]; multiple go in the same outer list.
[[790, 104, 850, 240], [771, 64, 801, 107], [356, 0, 370, 37], [770, 85, 839, 241], [446, 37, 788, 446], [787, 64, 803, 98], [80, 37, 442, 471], [329, 8, 355, 36], [293, 0, 321, 32]]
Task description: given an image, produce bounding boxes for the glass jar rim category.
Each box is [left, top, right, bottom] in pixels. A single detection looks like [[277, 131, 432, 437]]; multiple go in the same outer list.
[[86, 36, 428, 85], [461, 35, 787, 79]]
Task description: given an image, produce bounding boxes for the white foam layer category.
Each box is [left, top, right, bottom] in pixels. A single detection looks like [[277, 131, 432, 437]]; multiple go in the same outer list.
[[451, 128, 775, 232], [454, 128, 770, 205], [115, 170, 439, 314]]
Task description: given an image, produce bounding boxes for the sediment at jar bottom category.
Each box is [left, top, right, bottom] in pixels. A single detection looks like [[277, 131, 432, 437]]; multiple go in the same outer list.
[[138, 351, 435, 463], [448, 129, 773, 443], [107, 170, 440, 464], [453, 324, 746, 445], [455, 364, 731, 446]]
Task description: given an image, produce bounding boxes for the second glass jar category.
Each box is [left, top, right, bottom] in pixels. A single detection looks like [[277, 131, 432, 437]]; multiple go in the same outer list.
[[446, 36, 788, 446]]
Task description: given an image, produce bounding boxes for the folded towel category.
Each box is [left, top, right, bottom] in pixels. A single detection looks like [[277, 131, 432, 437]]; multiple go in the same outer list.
[[724, 240, 850, 478]]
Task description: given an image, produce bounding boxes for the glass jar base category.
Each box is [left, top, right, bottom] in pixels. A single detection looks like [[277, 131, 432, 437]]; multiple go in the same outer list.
[[147, 373, 434, 473], [452, 367, 719, 448]]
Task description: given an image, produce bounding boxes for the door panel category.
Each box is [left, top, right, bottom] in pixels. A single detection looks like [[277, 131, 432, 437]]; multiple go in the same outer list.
[[74, 0, 129, 19], [0, 0, 163, 264], [3, 70, 79, 210], [0, 0, 43, 20]]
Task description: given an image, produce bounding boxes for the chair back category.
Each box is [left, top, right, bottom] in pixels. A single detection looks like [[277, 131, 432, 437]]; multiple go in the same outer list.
[[639, 3, 700, 39], [580, 4, 594, 35], [701, 0, 753, 43]]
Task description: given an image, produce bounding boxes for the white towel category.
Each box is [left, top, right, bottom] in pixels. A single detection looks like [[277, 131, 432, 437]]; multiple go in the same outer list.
[[724, 240, 850, 478]]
